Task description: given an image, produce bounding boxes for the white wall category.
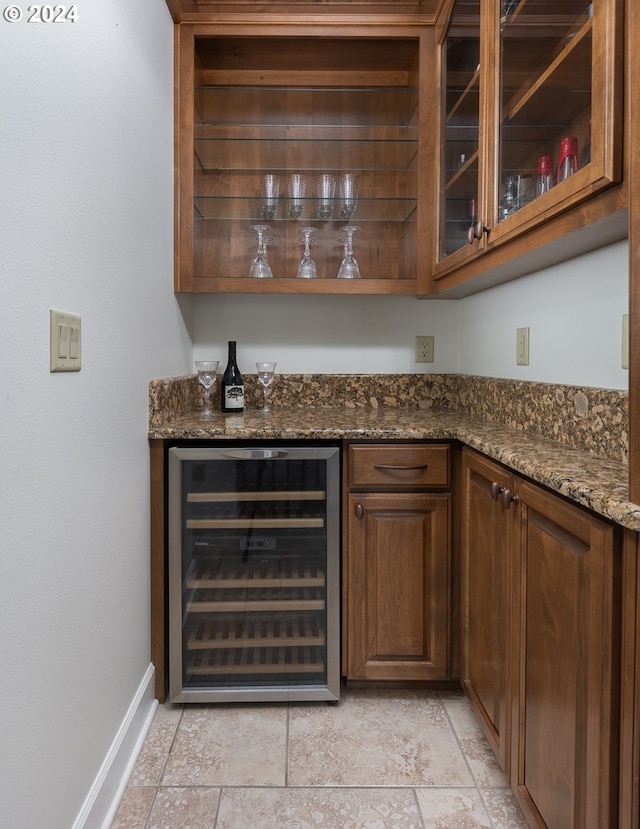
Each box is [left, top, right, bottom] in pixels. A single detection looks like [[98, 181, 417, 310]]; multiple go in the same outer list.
[[458, 240, 629, 389], [191, 241, 628, 390], [192, 294, 460, 374], [0, 3, 190, 828]]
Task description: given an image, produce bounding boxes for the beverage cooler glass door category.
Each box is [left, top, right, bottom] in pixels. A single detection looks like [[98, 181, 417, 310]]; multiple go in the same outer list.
[[168, 445, 341, 703]]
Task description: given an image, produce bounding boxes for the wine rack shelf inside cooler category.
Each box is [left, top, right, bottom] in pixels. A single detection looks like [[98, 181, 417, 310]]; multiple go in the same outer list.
[[168, 444, 340, 703]]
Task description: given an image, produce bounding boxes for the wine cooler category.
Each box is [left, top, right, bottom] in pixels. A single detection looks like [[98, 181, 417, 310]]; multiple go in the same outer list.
[[168, 444, 341, 703]]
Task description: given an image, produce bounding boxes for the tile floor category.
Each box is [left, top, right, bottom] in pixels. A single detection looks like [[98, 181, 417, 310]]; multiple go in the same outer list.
[[112, 687, 531, 829]]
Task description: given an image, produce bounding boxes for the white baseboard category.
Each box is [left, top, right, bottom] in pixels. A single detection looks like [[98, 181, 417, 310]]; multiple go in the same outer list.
[[71, 663, 158, 829]]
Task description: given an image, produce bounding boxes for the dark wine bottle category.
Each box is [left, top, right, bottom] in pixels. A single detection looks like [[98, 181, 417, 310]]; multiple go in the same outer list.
[[221, 340, 244, 413]]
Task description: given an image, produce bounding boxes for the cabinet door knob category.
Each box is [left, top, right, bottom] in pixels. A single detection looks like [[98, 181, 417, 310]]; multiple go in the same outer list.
[[501, 488, 520, 509], [355, 503, 364, 519], [490, 481, 505, 501], [467, 221, 490, 244]]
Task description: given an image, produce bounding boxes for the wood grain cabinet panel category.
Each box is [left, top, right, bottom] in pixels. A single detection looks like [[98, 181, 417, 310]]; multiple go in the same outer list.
[[346, 491, 450, 681], [461, 448, 514, 774], [512, 480, 619, 829], [461, 447, 622, 829], [343, 442, 452, 682]]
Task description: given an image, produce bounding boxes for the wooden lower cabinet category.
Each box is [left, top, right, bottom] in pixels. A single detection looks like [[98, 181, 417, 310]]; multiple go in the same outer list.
[[512, 480, 619, 829], [462, 448, 621, 829], [343, 442, 452, 682], [461, 448, 514, 774]]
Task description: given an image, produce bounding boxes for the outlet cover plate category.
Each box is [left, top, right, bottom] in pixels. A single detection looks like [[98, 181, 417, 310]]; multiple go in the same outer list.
[[415, 335, 435, 363]]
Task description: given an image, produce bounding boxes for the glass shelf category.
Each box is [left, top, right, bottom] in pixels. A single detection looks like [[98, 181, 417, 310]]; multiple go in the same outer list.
[[193, 195, 417, 222], [194, 135, 419, 172], [195, 86, 419, 129]]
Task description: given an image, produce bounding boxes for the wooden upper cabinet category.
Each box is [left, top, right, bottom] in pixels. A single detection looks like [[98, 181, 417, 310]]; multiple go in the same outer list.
[[175, 23, 435, 294], [433, 0, 626, 294], [165, 0, 443, 23]]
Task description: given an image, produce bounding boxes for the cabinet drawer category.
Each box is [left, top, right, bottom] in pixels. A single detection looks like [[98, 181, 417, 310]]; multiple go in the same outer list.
[[348, 444, 450, 489]]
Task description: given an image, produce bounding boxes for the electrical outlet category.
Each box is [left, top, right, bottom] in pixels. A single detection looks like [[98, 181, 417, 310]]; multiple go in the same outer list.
[[516, 327, 530, 366], [415, 335, 435, 363]]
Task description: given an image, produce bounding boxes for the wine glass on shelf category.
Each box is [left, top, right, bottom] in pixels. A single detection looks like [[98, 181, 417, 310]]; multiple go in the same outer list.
[[256, 362, 277, 412], [336, 225, 361, 279], [248, 224, 274, 279], [194, 360, 219, 417], [296, 227, 318, 279]]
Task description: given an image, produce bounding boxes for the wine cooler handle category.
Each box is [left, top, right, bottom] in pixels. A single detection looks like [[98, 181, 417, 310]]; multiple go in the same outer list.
[[373, 463, 429, 471], [355, 503, 364, 519]]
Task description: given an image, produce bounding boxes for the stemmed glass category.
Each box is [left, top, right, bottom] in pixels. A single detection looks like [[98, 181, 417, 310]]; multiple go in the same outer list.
[[296, 227, 318, 279], [256, 362, 277, 412], [248, 224, 273, 279], [194, 360, 219, 417], [336, 225, 361, 279]]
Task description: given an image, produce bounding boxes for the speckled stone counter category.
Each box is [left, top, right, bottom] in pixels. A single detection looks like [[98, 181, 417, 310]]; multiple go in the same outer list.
[[149, 374, 638, 531]]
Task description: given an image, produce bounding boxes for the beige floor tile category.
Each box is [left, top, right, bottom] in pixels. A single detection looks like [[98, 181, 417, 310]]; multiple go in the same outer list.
[[415, 787, 493, 829], [215, 786, 423, 829], [146, 787, 220, 829], [288, 689, 474, 787], [129, 704, 183, 786], [110, 786, 156, 829], [161, 704, 287, 787], [443, 702, 509, 788], [481, 787, 531, 829]]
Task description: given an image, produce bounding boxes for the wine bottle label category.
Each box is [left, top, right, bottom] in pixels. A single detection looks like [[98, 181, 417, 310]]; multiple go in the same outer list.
[[223, 385, 244, 410]]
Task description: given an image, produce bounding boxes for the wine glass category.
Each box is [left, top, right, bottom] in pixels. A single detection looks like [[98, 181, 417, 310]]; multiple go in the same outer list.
[[296, 227, 318, 279], [336, 225, 361, 279], [255, 362, 277, 412], [248, 225, 274, 278], [194, 360, 219, 417]]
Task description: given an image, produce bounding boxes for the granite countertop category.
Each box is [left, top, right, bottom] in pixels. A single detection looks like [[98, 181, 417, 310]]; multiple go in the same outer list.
[[149, 406, 639, 532]]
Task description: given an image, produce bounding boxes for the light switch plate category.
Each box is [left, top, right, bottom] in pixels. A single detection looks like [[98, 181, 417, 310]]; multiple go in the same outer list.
[[50, 309, 81, 372], [516, 327, 530, 366]]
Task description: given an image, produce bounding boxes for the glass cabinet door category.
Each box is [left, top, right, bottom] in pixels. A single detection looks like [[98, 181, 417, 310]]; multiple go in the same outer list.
[[497, 1, 595, 230], [438, 0, 481, 262], [436, 0, 620, 279]]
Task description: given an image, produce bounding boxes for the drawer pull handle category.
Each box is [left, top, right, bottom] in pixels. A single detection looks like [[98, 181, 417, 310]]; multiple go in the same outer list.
[[355, 503, 364, 519], [373, 463, 429, 471]]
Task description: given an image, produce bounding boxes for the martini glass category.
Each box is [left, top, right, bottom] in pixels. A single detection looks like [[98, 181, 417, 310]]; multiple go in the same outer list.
[[296, 227, 318, 279], [249, 224, 274, 279], [194, 360, 219, 417], [256, 362, 277, 412], [336, 225, 361, 279]]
